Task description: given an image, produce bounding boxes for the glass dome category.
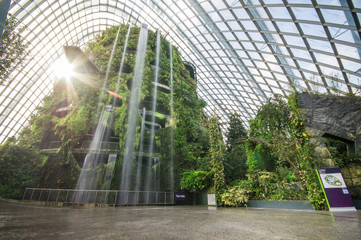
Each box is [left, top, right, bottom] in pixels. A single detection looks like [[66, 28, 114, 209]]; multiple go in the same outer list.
[[1, 0, 360, 143]]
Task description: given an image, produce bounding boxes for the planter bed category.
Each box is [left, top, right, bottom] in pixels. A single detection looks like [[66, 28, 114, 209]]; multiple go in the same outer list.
[[247, 200, 314, 210]]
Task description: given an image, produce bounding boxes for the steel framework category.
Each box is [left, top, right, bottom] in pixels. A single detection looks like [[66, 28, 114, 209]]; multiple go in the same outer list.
[[1, 0, 360, 142]]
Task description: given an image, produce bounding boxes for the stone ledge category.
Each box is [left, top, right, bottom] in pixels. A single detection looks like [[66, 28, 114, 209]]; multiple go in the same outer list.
[[247, 200, 314, 210]]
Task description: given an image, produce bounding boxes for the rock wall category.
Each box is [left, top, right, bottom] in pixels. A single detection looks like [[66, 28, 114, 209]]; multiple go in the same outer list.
[[298, 93, 361, 162], [298, 93, 361, 199], [341, 164, 361, 199]]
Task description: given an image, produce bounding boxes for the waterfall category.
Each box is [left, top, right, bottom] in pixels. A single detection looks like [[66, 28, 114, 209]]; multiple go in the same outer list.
[[120, 24, 149, 191], [135, 107, 146, 192], [74, 106, 111, 203], [72, 23, 175, 205], [145, 29, 161, 193], [169, 44, 174, 193], [74, 24, 126, 203]]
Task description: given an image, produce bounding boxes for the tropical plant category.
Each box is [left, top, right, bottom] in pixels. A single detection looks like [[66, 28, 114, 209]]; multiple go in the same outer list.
[[0, 138, 44, 199], [207, 113, 226, 202], [0, 13, 29, 85], [244, 93, 326, 209], [220, 186, 249, 207], [224, 112, 248, 184], [179, 170, 212, 192]]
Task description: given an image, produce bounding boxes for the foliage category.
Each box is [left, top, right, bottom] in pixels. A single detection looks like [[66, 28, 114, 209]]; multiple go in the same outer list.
[[0, 138, 44, 199], [179, 170, 212, 192], [207, 113, 226, 202], [226, 112, 247, 149], [244, 93, 326, 209], [0, 23, 209, 197], [323, 137, 361, 167], [220, 185, 249, 207], [224, 112, 247, 184], [0, 14, 29, 85], [86, 25, 210, 191]]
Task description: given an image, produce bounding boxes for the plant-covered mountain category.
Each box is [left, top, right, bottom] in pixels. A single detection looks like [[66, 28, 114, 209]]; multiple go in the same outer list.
[[0, 24, 209, 198]]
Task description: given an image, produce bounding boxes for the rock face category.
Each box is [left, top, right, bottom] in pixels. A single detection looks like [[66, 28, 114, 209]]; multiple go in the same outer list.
[[341, 164, 361, 199], [298, 93, 361, 199], [298, 93, 361, 156], [298, 93, 361, 152]]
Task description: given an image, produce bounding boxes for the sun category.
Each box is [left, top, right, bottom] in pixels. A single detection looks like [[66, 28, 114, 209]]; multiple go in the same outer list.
[[52, 56, 74, 81]]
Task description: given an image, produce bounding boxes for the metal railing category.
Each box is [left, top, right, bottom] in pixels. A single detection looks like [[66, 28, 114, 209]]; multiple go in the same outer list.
[[81, 141, 120, 151], [22, 188, 174, 206], [41, 141, 120, 153]]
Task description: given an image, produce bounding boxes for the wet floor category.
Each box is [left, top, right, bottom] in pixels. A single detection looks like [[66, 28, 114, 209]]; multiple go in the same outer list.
[[0, 199, 360, 240]]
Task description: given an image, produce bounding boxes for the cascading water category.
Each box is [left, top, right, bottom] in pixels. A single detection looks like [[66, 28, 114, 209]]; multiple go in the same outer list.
[[74, 106, 112, 203], [74, 24, 125, 203], [169, 44, 174, 193], [120, 24, 149, 193], [103, 153, 117, 189], [73, 23, 175, 205], [135, 107, 146, 192], [145, 29, 161, 194]]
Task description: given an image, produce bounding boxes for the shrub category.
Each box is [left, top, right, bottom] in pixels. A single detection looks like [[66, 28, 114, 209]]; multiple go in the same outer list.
[[220, 186, 249, 207], [179, 170, 212, 192]]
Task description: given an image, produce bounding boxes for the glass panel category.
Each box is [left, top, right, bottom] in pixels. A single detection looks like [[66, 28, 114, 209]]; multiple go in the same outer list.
[[297, 60, 318, 72], [209, 11, 222, 22], [212, 1, 227, 9], [314, 52, 339, 67], [292, 7, 319, 21], [321, 9, 355, 27], [222, 32, 235, 42], [284, 35, 305, 47], [318, 67, 341, 82], [292, 48, 311, 59], [334, 28, 360, 45], [276, 22, 299, 33], [249, 7, 268, 19], [241, 21, 257, 30], [219, 9, 235, 20], [216, 22, 230, 31], [348, 54, 361, 71], [335, 43, 361, 60], [257, 20, 276, 31], [263, 54, 278, 64], [347, 73, 361, 86], [232, 7, 249, 19], [299, 23, 327, 38], [308, 38, 333, 52], [248, 32, 263, 41], [316, 0, 343, 6], [288, 0, 312, 3], [227, 21, 243, 31], [234, 31, 249, 40], [268, 7, 292, 19], [200, 1, 214, 12]]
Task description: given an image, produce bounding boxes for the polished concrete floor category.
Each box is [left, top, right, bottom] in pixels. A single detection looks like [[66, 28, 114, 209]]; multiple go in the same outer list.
[[1, 199, 360, 240]]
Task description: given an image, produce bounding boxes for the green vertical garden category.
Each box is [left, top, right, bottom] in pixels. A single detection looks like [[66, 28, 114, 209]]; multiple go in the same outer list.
[[0, 24, 337, 210]]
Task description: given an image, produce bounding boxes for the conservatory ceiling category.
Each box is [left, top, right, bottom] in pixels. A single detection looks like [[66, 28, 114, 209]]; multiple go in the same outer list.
[[0, 0, 361, 143]]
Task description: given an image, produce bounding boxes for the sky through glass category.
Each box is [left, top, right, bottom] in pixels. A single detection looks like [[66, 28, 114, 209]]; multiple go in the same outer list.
[[0, 0, 360, 143]]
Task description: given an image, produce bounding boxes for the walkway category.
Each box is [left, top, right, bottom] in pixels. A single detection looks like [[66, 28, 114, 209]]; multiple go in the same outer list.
[[0, 199, 360, 239]]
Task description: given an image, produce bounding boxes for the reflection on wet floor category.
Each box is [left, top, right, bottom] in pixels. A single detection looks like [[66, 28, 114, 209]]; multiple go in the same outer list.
[[0, 199, 360, 240]]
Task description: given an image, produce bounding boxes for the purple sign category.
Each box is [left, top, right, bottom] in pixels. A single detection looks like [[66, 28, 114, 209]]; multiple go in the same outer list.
[[175, 192, 186, 201], [317, 168, 356, 211]]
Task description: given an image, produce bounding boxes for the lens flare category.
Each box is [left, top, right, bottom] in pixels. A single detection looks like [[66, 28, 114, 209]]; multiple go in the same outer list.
[[52, 56, 74, 80]]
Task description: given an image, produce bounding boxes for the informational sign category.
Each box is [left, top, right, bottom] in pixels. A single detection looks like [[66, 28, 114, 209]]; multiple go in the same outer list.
[[175, 192, 186, 201], [316, 168, 356, 212]]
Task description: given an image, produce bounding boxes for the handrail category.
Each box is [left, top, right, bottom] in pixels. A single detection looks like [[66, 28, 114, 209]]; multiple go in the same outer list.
[[22, 188, 175, 206]]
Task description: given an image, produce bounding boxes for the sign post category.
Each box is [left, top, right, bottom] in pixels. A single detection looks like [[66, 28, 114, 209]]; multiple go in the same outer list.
[[316, 168, 356, 212]]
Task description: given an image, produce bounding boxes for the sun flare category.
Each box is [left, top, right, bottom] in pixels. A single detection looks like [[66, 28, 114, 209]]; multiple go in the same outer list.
[[52, 56, 74, 80]]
